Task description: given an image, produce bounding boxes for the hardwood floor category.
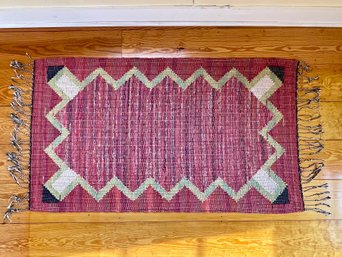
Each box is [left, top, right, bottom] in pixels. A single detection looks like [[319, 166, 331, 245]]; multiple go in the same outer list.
[[0, 27, 341, 257]]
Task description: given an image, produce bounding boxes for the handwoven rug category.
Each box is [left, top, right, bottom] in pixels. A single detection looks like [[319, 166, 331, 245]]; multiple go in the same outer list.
[[5, 57, 330, 220]]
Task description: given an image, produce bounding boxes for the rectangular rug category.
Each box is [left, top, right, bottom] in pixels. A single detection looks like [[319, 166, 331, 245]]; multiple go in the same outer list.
[[5, 57, 330, 220]]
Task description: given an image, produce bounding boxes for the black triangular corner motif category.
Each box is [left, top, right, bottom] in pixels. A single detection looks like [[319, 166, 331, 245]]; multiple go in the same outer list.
[[42, 185, 60, 203], [273, 186, 290, 204], [47, 66, 65, 82], [269, 66, 285, 82]]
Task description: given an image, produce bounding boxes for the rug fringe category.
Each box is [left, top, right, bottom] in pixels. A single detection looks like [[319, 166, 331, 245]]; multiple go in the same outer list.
[[297, 61, 331, 216], [4, 53, 33, 223]]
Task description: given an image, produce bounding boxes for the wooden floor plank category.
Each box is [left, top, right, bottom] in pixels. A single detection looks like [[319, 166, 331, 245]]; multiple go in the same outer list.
[[318, 141, 342, 180], [0, 28, 122, 57], [321, 102, 342, 140], [321, 74, 342, 102], [0, 220, 341, 257], [121, 27, 342, 63], [0, 107, 13, 145]]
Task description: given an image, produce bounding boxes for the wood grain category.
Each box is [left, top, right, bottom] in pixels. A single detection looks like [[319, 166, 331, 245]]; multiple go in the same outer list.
[[0, 28, 122, 57], [321, 74, 342, 101], [122, 28, 342, 63], [321, 102, 342, 140], [0, 107, 13, 145], [317, 141, 342, 179], [0, 27, 341, 256], [0, 221, 341, 257]]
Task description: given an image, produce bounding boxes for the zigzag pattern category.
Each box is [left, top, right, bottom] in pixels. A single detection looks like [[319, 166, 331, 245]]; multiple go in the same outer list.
[[72, 177, 254, 202], [44, 66, 285, 202]]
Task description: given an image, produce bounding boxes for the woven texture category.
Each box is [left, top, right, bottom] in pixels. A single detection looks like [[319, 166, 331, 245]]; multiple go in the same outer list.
[[30, 58, 304, 213]]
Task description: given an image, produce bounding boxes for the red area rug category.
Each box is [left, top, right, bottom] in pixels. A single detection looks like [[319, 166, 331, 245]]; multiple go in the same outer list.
[[5, 57, 330, 218]]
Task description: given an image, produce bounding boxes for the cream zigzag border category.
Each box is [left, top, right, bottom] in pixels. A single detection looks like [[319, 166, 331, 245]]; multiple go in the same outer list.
[[44, 66, 286, 202]]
